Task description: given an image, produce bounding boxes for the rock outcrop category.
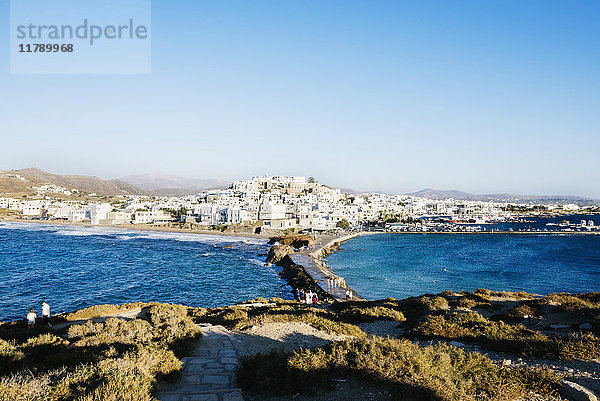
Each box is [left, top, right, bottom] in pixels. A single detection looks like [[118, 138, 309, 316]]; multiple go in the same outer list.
[[561, 380, 598, 401]]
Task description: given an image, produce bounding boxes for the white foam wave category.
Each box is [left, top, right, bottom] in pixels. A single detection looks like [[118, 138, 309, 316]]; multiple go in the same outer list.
[[0, 221, 267, 246], [56, 230, 98, 236]]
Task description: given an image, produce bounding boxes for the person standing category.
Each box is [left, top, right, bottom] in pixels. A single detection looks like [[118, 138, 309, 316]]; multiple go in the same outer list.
[[41, 301, 52, 328], [27, 308, 37, 330]]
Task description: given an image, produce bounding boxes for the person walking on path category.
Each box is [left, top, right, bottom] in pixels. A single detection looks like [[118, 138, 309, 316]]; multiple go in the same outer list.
[[26, 308, 36, 331], [41, 301, 52, 328]]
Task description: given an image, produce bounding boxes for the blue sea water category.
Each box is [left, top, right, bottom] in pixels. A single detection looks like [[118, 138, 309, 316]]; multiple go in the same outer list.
[[0, 222, 292, 322], [326, 219, 600, 301]]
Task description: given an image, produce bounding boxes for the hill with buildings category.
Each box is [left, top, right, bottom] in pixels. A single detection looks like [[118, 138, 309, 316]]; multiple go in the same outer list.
[[0, 168, 147, 197]]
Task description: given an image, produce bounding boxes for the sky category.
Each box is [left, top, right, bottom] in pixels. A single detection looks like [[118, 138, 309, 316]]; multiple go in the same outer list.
[[1, 1, 599, 197]]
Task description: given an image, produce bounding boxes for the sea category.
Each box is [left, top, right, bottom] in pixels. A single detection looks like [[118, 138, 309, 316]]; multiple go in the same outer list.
[[325, 215, 600, 300], [0, 222, 291, 322], [1, 215, 599, 321]]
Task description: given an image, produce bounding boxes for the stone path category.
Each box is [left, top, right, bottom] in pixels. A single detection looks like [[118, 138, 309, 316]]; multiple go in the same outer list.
[[157, 324, 244, 401]]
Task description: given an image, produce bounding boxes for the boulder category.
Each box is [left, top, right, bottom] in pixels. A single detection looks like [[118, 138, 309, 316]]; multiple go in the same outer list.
[[560, 381, 598, 401], [266, 245, 294, 264]]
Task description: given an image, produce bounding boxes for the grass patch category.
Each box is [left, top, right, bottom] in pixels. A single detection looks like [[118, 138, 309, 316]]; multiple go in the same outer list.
[[237, 336, 560, 400]]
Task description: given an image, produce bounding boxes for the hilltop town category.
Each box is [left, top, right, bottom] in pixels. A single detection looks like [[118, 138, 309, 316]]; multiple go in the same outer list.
[[1, 171, 599, 233]]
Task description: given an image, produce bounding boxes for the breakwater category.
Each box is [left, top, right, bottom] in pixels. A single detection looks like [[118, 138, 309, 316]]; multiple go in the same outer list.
[[267, 233, 365, 301]]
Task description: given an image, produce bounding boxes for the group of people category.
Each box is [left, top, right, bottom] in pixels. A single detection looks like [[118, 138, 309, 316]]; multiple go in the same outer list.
[[326, 276, 344, 289], [296, 288, 318, 305], [26, 301, 52, 330]]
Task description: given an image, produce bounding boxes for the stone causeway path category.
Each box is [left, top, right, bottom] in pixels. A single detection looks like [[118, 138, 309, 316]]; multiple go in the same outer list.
[[157, 323, 244, 401]]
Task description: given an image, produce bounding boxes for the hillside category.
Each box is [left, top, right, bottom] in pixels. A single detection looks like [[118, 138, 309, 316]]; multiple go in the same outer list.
[[0, 168, 147, 197]]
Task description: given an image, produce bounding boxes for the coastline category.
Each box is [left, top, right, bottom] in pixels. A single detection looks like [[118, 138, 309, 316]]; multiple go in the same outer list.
[[3, 217, 598, 239], [0, 217, 271, 240]]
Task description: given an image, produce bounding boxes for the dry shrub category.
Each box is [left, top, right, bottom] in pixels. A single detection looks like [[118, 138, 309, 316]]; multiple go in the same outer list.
[[0, 369, 53, 401], [414, 312, 544, 342], [63, 302, 147, 321], [238, 336, 560, 400], [556, 333, 600, 360], [412, 312, 600, 360], [0, 339, 23, 367], [545, 293, 600, 311], [0, 302, 200, 401], [508, 304, 537, 318], [338, 306, 406, 323], [69, 318, 154, 347], [456, 297, 479, 309], [419, 296, 449, 311]]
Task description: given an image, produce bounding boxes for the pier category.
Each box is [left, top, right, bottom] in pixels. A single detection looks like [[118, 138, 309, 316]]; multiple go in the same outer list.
[[291, 232, 365, 301]]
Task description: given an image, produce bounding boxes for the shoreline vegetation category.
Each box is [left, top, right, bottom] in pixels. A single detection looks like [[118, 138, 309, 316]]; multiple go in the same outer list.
[[1, 291, 598, 400]]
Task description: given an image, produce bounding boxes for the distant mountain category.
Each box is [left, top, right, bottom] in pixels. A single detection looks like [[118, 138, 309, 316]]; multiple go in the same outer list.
[[121, 172, 228, 196], [406, 188, 600, 206], [407, 188, 474, 199], [0, 168, 147, 196]]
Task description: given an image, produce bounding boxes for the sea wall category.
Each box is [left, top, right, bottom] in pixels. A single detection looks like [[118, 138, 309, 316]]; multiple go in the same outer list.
[[311, 232, 363, 259], [266, 233, 365, 302], [266, 243, 332, 301]]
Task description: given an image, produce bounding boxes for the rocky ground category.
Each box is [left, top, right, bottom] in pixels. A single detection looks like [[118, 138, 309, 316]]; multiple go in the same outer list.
[[232, 322, 347, 357]]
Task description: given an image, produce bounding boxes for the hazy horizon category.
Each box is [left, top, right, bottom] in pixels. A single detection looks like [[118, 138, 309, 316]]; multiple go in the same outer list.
[[2, 1, 599, 197], [2, 165, 599, 199]]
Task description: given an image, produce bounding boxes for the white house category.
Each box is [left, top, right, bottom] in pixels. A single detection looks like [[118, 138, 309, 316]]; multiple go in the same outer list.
[[90, 204, 112, 225]]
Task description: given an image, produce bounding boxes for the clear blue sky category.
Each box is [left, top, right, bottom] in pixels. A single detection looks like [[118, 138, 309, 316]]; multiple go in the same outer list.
[[1, 1, 599, 197]]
